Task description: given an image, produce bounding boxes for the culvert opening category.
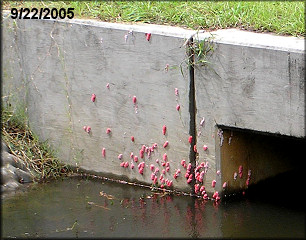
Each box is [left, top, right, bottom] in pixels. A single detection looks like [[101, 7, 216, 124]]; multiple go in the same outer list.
[[217, 125, 305, 207]]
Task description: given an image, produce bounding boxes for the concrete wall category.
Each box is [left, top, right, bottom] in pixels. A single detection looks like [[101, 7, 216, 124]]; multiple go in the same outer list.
[[195, 29, 305, 138], [2, 13, 305, 195], [2, 15, 197, 192]]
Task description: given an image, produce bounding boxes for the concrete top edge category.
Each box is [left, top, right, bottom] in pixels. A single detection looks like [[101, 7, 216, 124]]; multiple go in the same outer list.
[[2, 10, 304, 52], [195, 29, 305, 52], [57, 18, 306, 53], [63, 18, 197, 39]]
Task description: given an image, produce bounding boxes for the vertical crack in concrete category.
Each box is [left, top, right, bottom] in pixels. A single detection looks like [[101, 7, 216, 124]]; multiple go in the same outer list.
[[187, 37, 197, 194]]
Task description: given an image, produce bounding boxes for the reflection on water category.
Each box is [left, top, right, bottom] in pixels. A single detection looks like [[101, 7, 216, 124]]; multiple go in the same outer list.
[[2, 178, 305, 238]]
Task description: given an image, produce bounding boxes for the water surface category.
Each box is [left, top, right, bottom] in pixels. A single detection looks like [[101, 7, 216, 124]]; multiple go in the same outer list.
[[2, 178, 305, 238]]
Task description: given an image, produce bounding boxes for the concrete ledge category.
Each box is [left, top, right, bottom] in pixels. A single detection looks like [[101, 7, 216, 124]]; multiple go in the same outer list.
[[197, 28, 304, 52], [66, 18, 197, 39]]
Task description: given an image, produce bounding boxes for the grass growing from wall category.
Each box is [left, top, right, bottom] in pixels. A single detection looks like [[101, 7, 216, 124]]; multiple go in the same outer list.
[[3, 1, 305, 37], [1, 104, 72, 181]]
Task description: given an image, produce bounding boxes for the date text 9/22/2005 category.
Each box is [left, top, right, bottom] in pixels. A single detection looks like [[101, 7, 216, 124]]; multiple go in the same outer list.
[[10, 8, 74, 20]]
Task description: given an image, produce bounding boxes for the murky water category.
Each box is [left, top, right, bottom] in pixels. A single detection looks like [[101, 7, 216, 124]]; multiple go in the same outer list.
[[2, 177, 305, 238]]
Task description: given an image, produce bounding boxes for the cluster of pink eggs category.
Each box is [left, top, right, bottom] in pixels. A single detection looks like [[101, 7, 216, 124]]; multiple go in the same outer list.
[[116, 135, 175, 189], [83, 86, 221, 201], [233, 165, 252, 188], [182, 159, 221, 201]]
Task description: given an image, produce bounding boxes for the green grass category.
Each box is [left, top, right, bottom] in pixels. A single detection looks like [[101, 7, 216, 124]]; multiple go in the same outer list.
[[3, 1, 305, 37]]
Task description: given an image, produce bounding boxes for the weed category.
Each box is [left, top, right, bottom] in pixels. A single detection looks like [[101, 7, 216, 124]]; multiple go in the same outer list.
[[1, 104, 72, 181], [192, 34, 215, 67], [171, 32, 215, 80]]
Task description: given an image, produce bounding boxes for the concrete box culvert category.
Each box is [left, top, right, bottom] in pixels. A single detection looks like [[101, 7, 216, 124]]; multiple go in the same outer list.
[[2, 13, 305, 197], [194, 29, 305, 195]]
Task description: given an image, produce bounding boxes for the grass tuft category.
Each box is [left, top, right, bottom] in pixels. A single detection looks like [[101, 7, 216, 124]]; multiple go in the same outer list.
[[1, 104, 72, 182]]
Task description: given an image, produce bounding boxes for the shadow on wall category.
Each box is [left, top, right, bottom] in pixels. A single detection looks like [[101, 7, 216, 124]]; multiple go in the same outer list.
[[246, 168, 305, 210]]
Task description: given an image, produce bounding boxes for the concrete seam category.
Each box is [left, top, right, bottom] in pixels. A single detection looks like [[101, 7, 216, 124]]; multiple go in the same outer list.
[[187, 37, 197, 194]]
